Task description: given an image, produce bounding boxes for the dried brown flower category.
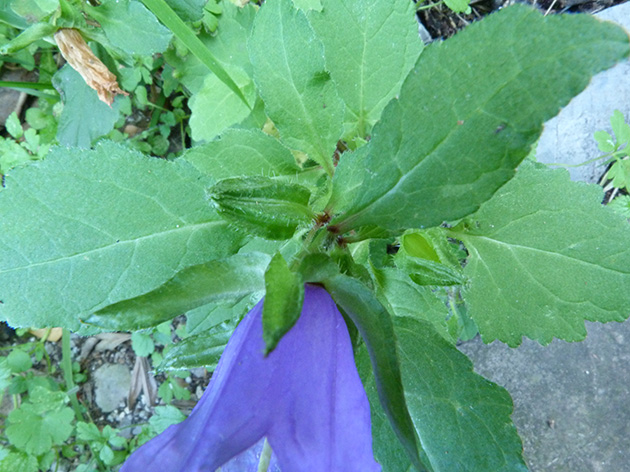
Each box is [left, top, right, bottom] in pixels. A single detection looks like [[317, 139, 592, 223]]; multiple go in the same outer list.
[[54, 28, 128, 106]]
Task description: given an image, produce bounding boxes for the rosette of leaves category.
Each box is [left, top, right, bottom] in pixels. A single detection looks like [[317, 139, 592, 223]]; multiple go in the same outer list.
[[1, 1, 629, 470]]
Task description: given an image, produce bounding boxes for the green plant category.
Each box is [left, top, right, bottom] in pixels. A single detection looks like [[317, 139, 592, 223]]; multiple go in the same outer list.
[[1, 0, 630, 470], [594, 109, 630, 216]]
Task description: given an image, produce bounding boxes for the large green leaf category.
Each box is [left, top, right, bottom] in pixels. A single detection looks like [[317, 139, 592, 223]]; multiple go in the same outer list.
[[371, 267, 453, 344], [248, 0, 344, 176], [451, 161, 630, 346], [182, 128, 300, 182], [323, 274, 423, 471], [53, 65, 122, 148], [87, 0, 172, 56], [394, 317, 527, 472], [356, 346, 421, 472], [84, 252, 270, 330], [308, 0, 422, 143], [0, 142, 241, 330], [330, 5, 630, 233]]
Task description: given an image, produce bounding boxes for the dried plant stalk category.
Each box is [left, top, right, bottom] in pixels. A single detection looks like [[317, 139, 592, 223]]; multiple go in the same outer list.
[[54, 28, 127, 106]]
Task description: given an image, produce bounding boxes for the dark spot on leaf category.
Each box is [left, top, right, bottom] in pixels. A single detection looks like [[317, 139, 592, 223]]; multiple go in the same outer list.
[[494, 123, 507, 134]]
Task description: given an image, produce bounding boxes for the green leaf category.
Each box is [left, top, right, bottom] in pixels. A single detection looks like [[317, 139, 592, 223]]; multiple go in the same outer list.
[[0, 2, 29, 28], [182, 128, 300, 182], [608, 194, 630, 218], [356, 345, 417, 472], [164, 0, 206, 22], [610, 109, 630, 146], [0, 451, 38, 472], [149, 405, 186, 434], [248, 0, 344, 176], [188, 67, 256, 142], [330, 5, 630, 233], [394, 317, 527, 471], [164, 1, 256, 95], [87, 0, 172, 56], [297, 252, 340, 283], [594, 130, 615, 153], [292, 0, 321, 11], [372, 267, 453, 344], [76, 422, 102, 442], [141, 0, 249, 106], [99, 445, 114, 465], [393, 229, 465, 286], [5, 111, 23, 139], [159, 318, 237, 370], [210, 176, 314, 240], [323, 274, 423, 471], [0, 141, 241, 330], [84, 252, 270, 330], [0, 22, 57, 54], [6, 388, 74, 455], [307, 0, 422, 143], [53, 65, 121, 148], [0, 137, 35, 174], [396, 256, 464, 287], [7, 349, 32, 373], [444, 0, 471, 14], [262, 253, 304, 355], [185, 296, 254, 335], [607, 159, 630, 191], [0, 359, 11, 393], [131, 331, 155, 357], [451, 161, 630, 346], [11, 0, 59, 22]]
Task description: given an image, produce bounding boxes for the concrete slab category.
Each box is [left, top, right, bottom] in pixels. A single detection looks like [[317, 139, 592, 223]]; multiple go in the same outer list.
[[459, 320, 630, 471], [459, 5, 630, 470]]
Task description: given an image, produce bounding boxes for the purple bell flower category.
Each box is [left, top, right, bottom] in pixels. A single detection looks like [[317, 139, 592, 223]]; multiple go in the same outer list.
[[120, 284, 380, 471]]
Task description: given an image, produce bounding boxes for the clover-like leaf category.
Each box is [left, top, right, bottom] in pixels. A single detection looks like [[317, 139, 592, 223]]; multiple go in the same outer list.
[[6, 387, 74, 456]]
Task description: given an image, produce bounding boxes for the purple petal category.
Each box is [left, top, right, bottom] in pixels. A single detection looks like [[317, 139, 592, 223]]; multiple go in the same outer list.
[[121, 285, 380, 472]]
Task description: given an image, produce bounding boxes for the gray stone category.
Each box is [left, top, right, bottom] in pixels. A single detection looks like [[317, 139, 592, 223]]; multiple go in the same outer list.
[[0, 69, 25, 127], [459, 320, 630, 471], [93, 363, 131, 413], [536, 2, 630, 184]]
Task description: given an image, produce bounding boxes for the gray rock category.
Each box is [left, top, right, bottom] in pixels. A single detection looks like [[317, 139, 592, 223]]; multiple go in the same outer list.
[[459, 320, 630, 471], [93, 363, 131, 413]]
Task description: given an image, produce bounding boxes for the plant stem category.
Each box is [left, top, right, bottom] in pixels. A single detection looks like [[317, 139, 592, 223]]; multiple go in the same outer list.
[[61, 328, 84, 422], [416, 0, 445, 10], [0, 81, 54, 90], [256, 438, 272, 472]]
